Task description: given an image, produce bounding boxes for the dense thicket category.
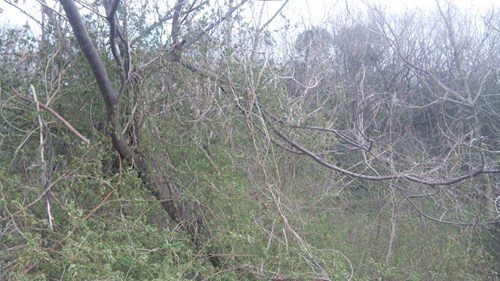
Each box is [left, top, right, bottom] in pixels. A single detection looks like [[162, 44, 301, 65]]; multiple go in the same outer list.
[[1, 1, 498, 280]]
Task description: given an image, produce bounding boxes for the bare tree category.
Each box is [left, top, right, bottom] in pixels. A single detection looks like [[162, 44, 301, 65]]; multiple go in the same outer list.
[[264, 3, 500, 228]]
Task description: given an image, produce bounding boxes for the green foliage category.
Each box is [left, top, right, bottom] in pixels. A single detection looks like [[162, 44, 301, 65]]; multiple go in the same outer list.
[[295, 185, 496, 281], [1, 2, 498, 281], [0, 141, 219, 280]]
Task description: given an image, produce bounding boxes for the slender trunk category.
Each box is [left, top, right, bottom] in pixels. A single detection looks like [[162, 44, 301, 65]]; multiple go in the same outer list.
[[59, 0, 221, 267]]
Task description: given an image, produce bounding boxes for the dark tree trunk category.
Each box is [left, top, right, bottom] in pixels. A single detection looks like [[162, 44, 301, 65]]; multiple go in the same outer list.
[[59, 0, 221, 268]]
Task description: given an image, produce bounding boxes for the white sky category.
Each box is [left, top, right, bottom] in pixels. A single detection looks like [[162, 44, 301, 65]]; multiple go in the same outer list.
[[0, 0, 496, 38], [251, 0, 497, 27], [1, 0, 497, 26]]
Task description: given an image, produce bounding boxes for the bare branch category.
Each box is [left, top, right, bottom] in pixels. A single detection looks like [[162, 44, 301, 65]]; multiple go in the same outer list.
[[20, 93, 90, 145], [267, 115, 499, 186], [259, 0, 289, 32], [183, 0, 250, 49], [2, 0, 42, 25], [293, 125, 371, 151], [397, 185, 499, 227], [130, 0, 208, 46], [43, 103, 89, 145]]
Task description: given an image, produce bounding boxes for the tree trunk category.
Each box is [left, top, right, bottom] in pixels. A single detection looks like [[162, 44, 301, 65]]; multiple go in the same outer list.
[[59, 0, 221, 267]]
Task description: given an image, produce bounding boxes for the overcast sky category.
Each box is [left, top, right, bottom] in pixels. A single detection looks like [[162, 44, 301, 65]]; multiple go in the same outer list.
[[0, 0, 496, 35], [251, 0, 497, 28]]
